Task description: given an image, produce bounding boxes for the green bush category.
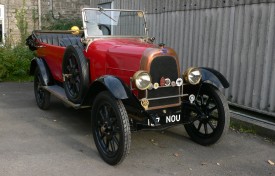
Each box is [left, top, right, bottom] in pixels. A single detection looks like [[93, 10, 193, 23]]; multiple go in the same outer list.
[[44, 18, 83, 30], [0, 45, 34, 82]]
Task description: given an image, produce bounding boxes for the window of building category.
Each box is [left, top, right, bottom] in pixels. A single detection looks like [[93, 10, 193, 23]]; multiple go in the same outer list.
[[98, 2, 112, 9], [0, 5, 4, 44]]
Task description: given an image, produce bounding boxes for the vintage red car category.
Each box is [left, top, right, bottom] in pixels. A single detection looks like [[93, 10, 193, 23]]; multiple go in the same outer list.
[[26, 8, 230, 165]]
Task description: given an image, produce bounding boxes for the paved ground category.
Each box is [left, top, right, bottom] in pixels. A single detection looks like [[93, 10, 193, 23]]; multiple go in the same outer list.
[[0, 82, 274, 176]]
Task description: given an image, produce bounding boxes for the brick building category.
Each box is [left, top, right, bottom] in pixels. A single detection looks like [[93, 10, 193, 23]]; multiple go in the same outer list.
[[0, 0, 90, 44]]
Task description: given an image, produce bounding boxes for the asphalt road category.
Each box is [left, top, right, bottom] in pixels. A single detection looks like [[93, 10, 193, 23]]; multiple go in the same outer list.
[[0, 82, 274, 176]]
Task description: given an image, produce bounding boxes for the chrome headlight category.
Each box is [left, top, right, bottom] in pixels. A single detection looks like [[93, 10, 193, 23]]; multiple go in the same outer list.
[[184, 67, 202, 85], [133, 71, 152, 90]]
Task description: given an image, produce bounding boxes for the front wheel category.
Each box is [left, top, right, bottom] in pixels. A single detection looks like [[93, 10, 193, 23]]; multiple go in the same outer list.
[[91, 91, 131, 165], [184, 84, 230, 145]]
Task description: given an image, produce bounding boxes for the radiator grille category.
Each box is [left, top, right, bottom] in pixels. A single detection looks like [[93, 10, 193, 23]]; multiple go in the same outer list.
[[148, 56, 180, 108]]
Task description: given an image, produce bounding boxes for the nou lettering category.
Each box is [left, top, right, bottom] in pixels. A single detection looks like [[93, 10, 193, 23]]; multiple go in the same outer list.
[[166, 114, 181, 123]]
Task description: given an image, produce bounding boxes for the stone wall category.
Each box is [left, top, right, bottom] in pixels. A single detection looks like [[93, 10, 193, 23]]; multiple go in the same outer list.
[[0, 0, 38, 44], [0, 0, 90, 44], [40, 0, 90, 28]]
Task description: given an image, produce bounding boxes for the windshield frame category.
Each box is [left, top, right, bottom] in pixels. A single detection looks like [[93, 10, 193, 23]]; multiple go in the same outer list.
[[82, 8, 148, 38]]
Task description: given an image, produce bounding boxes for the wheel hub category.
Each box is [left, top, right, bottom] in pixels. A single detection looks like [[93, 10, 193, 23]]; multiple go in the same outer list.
[[100, 121, 113, 137], [200, 116, 209, 124], [100, 125, 106, 133]]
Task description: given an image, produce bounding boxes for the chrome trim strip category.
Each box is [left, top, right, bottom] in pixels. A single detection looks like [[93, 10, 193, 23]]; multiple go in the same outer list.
[[140, 94, 188, 101], [82, 8, 144, 12], [85, 36, 147, 39]]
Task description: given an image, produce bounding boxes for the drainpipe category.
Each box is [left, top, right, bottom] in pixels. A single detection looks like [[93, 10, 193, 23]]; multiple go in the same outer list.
[[7, 0, 9, 35], [38, 0, 41, 29], [51, 0, 60, 20]]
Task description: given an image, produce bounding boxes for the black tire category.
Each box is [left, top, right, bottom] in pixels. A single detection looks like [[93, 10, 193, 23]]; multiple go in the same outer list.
[[34, 68, 51, 110], [91, 91, 131, 165], [62, 45, 89, 104], [184, 84, 230, 145]]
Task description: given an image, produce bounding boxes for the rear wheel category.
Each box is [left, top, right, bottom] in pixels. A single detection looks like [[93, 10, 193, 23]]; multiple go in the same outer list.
[[184, 85, 230, 145], [34, 68, 50, 110], [91, 91, 131, 165]]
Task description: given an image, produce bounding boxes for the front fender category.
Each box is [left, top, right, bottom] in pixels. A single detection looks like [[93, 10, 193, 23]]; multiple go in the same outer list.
[[30, 57, 52, 86], [82, 75, 134, 106], [82, 75, 144, 110], [95, 75, 130, 99], [199, 67, 229, 88]]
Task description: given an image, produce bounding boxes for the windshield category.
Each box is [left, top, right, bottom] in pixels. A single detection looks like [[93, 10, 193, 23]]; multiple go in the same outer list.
[[82, 8, 146, 37]]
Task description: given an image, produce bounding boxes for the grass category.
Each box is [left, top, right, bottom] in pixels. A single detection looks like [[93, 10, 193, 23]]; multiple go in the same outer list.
[[230, 120, 256, 134]]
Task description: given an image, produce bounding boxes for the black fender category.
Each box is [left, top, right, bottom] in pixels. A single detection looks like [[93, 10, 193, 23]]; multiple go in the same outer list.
[[82, 75, 136, 105], [182, 68, 229, 122], [199, 67, 229, 88], [95, 75, 130, 99], [30, 57, 52, 86]]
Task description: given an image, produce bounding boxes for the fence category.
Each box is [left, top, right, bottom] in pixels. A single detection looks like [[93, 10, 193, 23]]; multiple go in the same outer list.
[[90, 0, 275, 116]]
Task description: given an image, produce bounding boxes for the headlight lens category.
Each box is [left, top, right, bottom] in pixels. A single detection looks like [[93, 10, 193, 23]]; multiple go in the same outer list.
[[133, 71, 152, 90], [184, 67, 202, 85]]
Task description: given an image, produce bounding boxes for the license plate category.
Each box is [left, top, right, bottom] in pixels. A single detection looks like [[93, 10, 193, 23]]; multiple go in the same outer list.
[[165, 114, 181, 124], [146, 112, 182, 127]]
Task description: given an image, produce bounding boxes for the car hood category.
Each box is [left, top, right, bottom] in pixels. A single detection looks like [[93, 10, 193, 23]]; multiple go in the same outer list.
[[86, 38, 156, 82]]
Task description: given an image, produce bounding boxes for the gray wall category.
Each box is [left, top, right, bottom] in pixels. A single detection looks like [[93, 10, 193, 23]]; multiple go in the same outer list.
[[91, 0, 275, 116], [41, 0, 90, 21]]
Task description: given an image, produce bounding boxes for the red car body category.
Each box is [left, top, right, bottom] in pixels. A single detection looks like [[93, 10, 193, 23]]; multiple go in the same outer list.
[[36, 37, 178, 98], [38, 38, 150, 82]]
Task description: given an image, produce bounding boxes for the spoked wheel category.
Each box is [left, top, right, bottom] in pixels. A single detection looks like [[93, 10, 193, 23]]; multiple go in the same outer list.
[[91, 91, 131, 165], [34, 68, 50, 110], [62, 45, 89, 104], [184, 84, 230, 145]]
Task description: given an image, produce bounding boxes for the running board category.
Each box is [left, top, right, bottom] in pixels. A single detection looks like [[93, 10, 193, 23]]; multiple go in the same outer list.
[[43, 85, 90, 109]]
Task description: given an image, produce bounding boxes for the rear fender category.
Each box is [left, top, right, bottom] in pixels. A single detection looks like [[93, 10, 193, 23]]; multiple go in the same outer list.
[[30, 57, 52, 86], [199, 67, 229, 89]]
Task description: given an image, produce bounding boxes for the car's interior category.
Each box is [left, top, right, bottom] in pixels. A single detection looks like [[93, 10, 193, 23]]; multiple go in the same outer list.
[[34, 32, 84, 49]]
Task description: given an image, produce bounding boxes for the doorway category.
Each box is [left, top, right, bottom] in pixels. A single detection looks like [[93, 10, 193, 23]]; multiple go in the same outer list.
[[0, 4, 4, 44]]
